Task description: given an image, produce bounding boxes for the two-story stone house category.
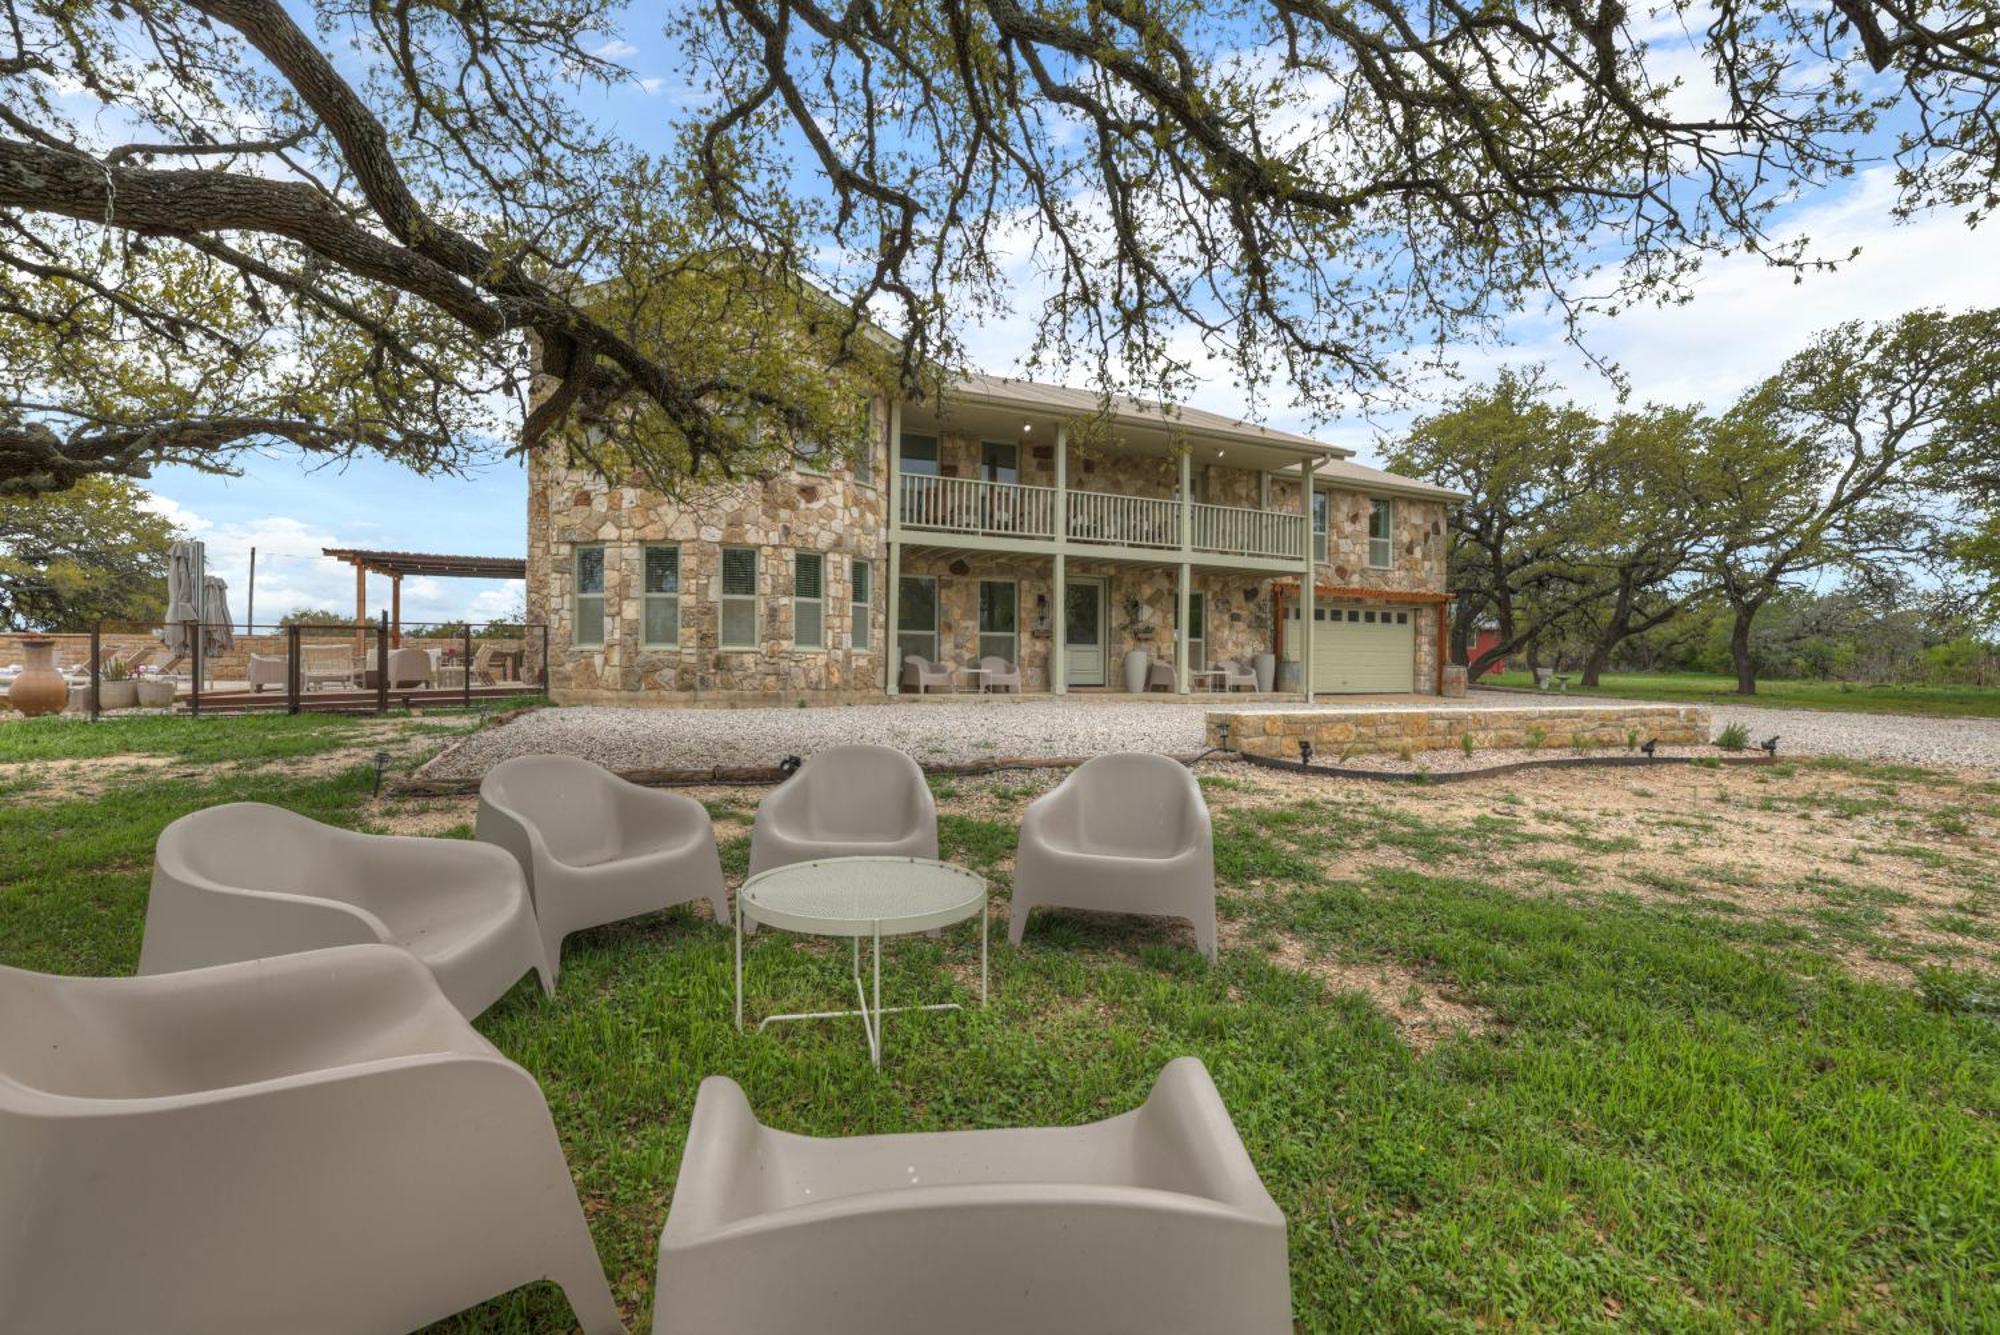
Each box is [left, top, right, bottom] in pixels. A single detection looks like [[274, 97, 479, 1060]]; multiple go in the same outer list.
[[526, 372, 1462, 705]]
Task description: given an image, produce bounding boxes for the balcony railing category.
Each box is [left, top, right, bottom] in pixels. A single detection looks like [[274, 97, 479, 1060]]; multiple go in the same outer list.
[[900, 474, 1057, 539], [1066, 491, 1180, 550], [1191, 502, 1306, 561], [895, 472, 1307, 562]]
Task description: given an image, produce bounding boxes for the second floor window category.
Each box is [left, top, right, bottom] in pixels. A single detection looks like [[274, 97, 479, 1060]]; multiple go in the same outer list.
[[899, 433, 939, 476], [853, 399, 875, 485], [851, 558, 872, 650], [1369, 498, 1394, 568], [642, 545, 680, 647], [574, 545, 605, 648], [794, 551, 825, 649], [721, 546, 758, 648], [1312, 490, 1328, 563]]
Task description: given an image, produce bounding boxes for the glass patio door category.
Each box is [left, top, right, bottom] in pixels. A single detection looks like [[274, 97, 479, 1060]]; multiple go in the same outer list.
[[1064, 577, 1105, 686]]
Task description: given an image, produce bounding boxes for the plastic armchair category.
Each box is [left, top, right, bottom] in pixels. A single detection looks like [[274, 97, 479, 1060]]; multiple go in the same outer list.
[[748, 744, 938, 879], [652, 1056, 1288, 1334], [0, 945, 623, 1335], [1146, 657, 1178, 691], [140, 801, 551, 1018], [246, 653, 289, 692], [386, 645, 434, 688], [478, 754, 728, 983], [978, 655, 1022, 693], [901, 654, 955, 693], [1010, 752, 1216, 960]]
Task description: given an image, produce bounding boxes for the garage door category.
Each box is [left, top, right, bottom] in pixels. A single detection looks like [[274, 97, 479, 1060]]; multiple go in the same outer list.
[[1303, 604, 1416, 693]]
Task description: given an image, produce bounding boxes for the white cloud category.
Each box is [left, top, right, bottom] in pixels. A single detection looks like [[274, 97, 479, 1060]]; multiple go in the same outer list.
[[591, 38, 640, 58], [637, 76, 668, 95]]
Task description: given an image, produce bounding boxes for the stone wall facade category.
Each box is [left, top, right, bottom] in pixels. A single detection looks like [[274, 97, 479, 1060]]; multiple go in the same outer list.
[[528, 404, 1452, 703]]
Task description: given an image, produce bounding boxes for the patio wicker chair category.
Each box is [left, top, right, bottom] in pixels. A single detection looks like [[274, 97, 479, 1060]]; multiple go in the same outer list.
[[140, 802, 551, 1018], [300, 641, 360, 690], [246, 652, 289, 692], [386, 645, 434, 689], [1214, 657, 1258, 692], [0, 945, 622, 1335], [748, 744, 938, 879], [652, 1056, 1289, 1335], [901, 654, 955, 694], [978, 655, 1023, 693], [1146, 657, 1178, 691], [1010, 752, 1216, 960], [478, 754, 729, 983]]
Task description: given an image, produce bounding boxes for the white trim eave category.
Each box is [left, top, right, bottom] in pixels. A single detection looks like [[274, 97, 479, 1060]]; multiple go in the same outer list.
[[931, 386, 1351, 460]]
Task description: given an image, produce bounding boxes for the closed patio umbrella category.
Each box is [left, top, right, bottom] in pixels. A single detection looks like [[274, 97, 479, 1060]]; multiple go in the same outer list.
[[202, 577, 234, 654], [156, 541, 202, 658]]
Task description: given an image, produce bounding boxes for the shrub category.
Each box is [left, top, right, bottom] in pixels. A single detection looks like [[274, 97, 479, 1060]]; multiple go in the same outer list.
[[1460, 733, 1476, 757], [1716, 723, 1750, 751], [1524, 726, 1546, 752]]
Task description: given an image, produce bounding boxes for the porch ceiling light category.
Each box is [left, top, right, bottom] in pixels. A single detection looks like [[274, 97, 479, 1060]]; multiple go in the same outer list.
[[1022, 422, 1033, 433]]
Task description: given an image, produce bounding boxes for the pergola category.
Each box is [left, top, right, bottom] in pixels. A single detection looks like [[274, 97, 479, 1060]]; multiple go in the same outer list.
[[321, 548, 527, 647]]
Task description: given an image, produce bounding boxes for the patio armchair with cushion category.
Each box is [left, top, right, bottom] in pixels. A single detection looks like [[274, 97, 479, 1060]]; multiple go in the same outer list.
[[141, 802, 551, 1018], [1010, 751, 1217, 960], [1214, 657, 1258, 692], [0, 945, 622, 1335], [246, 652, 289, 692], [652, 1056, 1289, 1334], [387, 645, 434, 689], [478, 754, 729, 984], [901, 654, 955, 694], [748, 744, 938, 879], [977, 654, 1022, 693]]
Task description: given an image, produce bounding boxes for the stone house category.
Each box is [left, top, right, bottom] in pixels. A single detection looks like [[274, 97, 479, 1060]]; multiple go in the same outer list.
[[526, 372, 1463, 705]]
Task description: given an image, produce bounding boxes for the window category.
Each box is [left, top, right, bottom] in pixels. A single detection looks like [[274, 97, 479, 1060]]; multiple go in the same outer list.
[[721, 546, 758, 649], [897, 575, 937, 664], [1312, 489, 1328, 562], [642, 545, 680, 647], [899, 433, 939, 476], [977, 580, 1017, 664], [573, 544, 605, 648], [794, 551, 825, 649], [851, 558, 873, 650], [1369, 498, 1393, 568], [1177, 591, 1206, 670], [1364, 610, 1377, 623], [1346, 609, 1360, 622], [979, 441, 1018, 484], [1396, 611, 1409, 624]]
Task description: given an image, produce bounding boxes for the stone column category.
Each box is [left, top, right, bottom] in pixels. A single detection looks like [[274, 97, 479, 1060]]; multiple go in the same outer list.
[[1300, 456, 1317, 704], [1052, 423, 1068, 695]]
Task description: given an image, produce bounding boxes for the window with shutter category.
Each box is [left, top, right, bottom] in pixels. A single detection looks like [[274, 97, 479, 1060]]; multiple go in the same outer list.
[[794, 552, 824, 649], [642, 545, 679, 646], [721, 547, 758, 648], [851, 558, 872, 649], [574, 545, 605, 647]]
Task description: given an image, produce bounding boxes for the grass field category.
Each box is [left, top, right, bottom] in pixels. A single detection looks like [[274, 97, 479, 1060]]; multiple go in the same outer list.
[[1487, 669, 2000, 719], [2, 712, 1996, 1332]]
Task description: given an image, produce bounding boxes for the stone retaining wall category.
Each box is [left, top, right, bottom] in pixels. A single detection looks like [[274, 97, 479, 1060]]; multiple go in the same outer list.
[[1210, 702, 1710, 758]]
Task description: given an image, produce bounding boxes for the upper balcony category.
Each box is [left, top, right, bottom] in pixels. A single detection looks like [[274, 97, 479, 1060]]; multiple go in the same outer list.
[[896, 473, 1308, 568]]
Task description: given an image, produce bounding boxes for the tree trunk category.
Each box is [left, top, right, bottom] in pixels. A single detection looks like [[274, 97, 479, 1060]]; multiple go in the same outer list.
[[1730, 602, 1759, 695]]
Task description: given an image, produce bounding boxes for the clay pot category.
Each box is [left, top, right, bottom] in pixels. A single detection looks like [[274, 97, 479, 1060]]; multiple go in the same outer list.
[[7, 638, 69, 717]]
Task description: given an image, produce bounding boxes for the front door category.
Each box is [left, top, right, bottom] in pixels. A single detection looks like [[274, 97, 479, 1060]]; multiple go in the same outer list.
[[1064, 577, 1106, 686]]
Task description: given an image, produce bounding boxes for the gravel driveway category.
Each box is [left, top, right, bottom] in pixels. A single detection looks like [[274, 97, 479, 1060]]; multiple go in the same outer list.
[[419, 695, 2000, 780], [1706, 702, 2000, 771]]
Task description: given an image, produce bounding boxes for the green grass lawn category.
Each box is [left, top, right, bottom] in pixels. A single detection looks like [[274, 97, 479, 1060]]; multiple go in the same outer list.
[[1487, 669, 2000, 719], [2, 714, 1996, 1332]]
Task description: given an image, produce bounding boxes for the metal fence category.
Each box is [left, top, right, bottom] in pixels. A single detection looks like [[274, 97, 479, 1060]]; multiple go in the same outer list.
[[65, 616, 549, 718]]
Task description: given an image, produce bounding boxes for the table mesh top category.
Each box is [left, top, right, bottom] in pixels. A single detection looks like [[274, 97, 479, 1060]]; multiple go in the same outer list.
[[742, 857, 985, 927]]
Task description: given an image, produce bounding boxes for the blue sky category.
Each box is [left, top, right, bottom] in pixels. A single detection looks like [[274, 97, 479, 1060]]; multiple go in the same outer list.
[[136, 13, 2000, 628]]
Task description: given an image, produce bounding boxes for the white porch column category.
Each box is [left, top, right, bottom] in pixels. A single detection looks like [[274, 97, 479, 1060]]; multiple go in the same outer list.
[[1300, 456, 1318, 703], [1177, 448, 1193, 695], [1052, 423, 1068, 695], [885, 398, 903, 695]]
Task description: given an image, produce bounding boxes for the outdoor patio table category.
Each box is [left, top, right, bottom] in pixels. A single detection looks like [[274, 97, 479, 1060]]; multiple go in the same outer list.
[[1190, 669, 1227, 692], [960, 665, 991, 693], [735, 856, 987, 1069]]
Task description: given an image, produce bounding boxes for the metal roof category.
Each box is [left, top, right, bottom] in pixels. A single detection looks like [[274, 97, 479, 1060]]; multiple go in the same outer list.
[[321, 548, 527, 580]]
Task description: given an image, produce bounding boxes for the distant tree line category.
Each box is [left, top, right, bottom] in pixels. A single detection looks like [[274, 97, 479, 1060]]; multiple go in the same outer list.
[[1388, 308, 2000, 695]]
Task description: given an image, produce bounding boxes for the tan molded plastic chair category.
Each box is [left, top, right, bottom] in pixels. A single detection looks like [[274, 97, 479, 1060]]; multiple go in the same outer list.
[[748, 744, 938, 879], [978, 654, 1023, 692], [901, 654, 955, 693], [1010, 752, 1217, 959], [652, 1056, 1288, 1334], [478, 754, 729, 982], [141, 802, 551, 1018], [0, 945, 622, 1335]]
